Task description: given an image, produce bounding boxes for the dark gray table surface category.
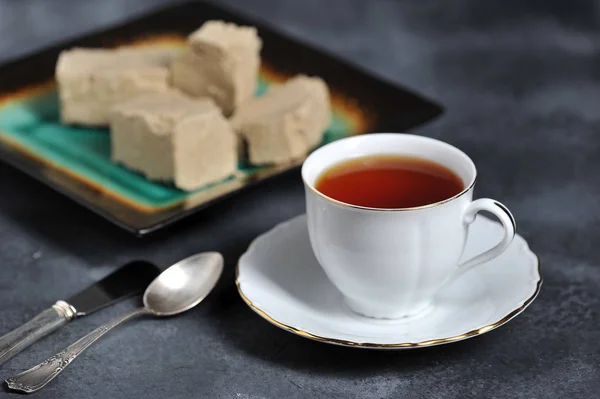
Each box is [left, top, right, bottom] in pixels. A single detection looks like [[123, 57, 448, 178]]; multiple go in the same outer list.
[[0, 0, 598, 398]]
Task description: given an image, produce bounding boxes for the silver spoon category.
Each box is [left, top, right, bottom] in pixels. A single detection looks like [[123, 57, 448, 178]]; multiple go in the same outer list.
[[6, 252, 224, 394]]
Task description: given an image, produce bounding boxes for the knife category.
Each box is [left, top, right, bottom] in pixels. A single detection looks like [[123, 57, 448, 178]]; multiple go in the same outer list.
[[0, 260, 160, 366]]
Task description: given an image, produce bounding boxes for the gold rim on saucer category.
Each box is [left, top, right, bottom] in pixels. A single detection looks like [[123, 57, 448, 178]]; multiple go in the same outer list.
[[235, 257, 542, 349]]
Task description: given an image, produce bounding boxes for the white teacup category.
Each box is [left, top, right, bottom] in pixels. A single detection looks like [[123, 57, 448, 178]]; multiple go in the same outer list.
[[301, 133, 516, 319]]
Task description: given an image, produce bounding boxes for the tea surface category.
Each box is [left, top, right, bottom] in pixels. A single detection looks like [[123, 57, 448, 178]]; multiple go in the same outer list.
[[315, 155, 464, 208]]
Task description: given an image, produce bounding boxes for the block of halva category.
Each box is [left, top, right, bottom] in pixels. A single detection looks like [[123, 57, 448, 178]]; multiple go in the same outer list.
[[110, 92, 237, 191], [56, 47, 181, 126], [231, 75, 331, 164], [171, 21, 262, 116]]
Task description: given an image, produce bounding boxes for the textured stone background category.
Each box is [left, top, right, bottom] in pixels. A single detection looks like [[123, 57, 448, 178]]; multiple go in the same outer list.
[[0, 0, 599, 398]]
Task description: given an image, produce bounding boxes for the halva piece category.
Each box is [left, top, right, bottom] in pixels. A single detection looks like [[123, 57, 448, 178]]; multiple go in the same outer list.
[[56, 47, 181, 126], [110, 92, 237, 191], [171, 20, 262, 116], [231, 75, 331, 165]]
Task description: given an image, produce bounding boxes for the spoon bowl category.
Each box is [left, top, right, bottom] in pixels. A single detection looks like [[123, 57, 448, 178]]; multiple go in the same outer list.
[[143, 252, 223, 316]]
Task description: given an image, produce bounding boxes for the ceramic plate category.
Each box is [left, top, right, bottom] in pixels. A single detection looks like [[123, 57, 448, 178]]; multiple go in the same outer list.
[[237, 214, 542, 349], [0, 1, 443, 235]]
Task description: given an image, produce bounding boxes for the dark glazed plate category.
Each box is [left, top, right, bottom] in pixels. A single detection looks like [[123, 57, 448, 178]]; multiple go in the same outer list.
[[0, 1, 443, 236]]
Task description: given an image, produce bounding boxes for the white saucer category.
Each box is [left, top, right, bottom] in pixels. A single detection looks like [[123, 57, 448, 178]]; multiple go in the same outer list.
[[236, 214, 541, 349]]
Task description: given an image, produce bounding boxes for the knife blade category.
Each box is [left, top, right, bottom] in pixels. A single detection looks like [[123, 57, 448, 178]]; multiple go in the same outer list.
[[0, 260, 160, 366], [67, 260, 160, 316]]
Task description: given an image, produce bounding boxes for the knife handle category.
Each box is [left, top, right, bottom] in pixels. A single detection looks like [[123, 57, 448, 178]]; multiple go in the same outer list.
[[0, 301, 76, 365]]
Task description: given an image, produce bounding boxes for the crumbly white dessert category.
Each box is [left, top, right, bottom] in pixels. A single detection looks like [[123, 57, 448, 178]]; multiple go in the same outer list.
[[231, 75, 331, 165], [56, 47, 181, 126], [171, 20, 262, 116], [110, 92, 237, 191]]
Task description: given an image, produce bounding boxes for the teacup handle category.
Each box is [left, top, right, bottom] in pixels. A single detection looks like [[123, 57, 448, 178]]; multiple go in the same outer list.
[[457, 198, 516, 275]]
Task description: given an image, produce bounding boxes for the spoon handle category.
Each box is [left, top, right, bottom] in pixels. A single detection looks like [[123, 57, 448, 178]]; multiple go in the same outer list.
[[6, 307, 149, 394]]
